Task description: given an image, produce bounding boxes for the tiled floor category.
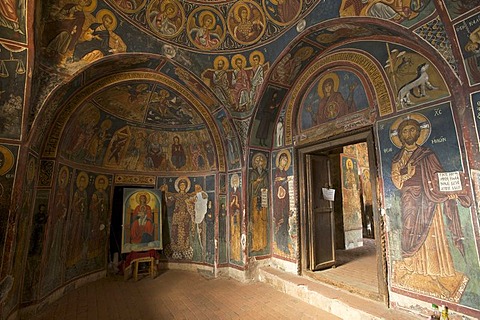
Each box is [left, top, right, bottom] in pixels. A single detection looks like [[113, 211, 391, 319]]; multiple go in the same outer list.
[[29, 269, 341, 320]]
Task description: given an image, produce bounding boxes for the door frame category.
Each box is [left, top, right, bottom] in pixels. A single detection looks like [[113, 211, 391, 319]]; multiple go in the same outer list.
[[296, 128, 389, 304]]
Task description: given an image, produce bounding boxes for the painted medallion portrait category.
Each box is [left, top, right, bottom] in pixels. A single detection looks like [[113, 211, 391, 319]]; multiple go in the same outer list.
[[228, 1, 266, 45], [147, 0, 185, 38], [187, 7, 226, 50]]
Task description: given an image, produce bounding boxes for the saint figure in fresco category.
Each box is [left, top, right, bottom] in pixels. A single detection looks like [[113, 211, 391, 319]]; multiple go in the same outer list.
[[67, 171, 89, 266], [231, 55, 251, 112], [151, 1, 182, 37], [161, 178, 199, 260], [391, 116, 471, 298], [230, 174, 242, 261], [256, 91, 280, 147], [171, 135, 186, 169], [130, 193, 154, 244], [249, 51, 265, 107], [0, 0, 23, 33], [88, 175, 109, 258], [273, 150, 291, 254], [250, 153, 268, 252], [312, 73, 354, 124]]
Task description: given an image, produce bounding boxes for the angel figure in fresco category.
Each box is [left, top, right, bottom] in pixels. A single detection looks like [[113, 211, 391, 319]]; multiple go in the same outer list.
[[189, 10, 223, 50], [230, 3, 265, 44], [390, 115, 471, 299], [149, 0, 182, 37], [250, 153, 269, 252], [73, 10, 126, 63], [161, 178, 202, 260]]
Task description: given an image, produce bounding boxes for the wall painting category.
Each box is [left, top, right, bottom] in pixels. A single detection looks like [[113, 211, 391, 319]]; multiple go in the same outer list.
[[377, 103, 480, 309], [454, 12, 480, 85]]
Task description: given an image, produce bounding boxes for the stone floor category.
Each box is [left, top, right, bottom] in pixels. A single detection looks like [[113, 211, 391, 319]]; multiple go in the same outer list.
[[28, 269, 341, 320]]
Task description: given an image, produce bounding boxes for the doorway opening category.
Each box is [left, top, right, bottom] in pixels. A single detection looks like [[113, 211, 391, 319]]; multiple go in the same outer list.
[[297, 130, 387, 303]]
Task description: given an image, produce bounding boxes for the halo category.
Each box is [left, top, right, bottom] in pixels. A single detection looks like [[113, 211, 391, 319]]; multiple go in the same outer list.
[[175, 176, 191, 192], [214, 55, 229, 70], [275, 149, 291, 169], [96, 9, 118, 31], [230, 173, 240, 188], [234, 4, 251, 22], [76, 171, 89, 189], [0, 146, 14, 176], [83, 0, 98, 13], [317, 72, 340, 98], [345, 158, 354, 170], [199, 10, 216, 29], [135, 191, 151, 204], [389, 113, 431, 148], [95, 175, 109, 190], [294, 46, 314, 61], [252, 152, 267, 169], [58, 166, 70, 188], [231, 54, 247, 69], [101, 119, 112, 131], [249, 50, 265, 66]]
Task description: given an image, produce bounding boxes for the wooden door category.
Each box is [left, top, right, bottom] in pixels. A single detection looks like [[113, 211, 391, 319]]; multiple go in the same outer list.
[[306, 154, 335, 271]]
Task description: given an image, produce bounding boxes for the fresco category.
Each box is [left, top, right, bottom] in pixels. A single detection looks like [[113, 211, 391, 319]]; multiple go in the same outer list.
[[22, 190, 49, 303], [272, 149, 296, 258], [443, 0, 480, 20], [338, 0, 434, 26], [218, 195, 228, 264], [299, 70, 369, 131], [270, 43, 317, 87], [122, 188, 162, 253], [4, 155, 36, 314], [40, 165, 72, 297], [0, 0, 26, 41], [229, 173, 243, 265], [113, 0, 147, 13], [454, 12, 480, 85], [263, 0, 302, 25], [377, 104, 480, 308], [41, 2, 126, 70], [147, 0, 185, 39], [160, 175, 214, 262], [61, 103, 217, 172], [227, 1, 266, 45], [340, 154, 363, 249], [202, 51, 269, 115], [0, 144, 17, 266], [0, 43, 26, 140], [214, 110, 241, 170], [251, 86, 287, 148], [187, 6, 225, 50], [472, 91, 480, 143], [65, 170, 112, 282], [248, 151, 270, 257], [384, 47, 449, 109]]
